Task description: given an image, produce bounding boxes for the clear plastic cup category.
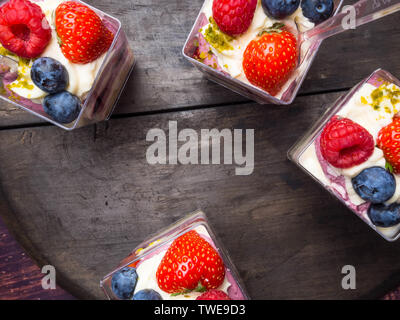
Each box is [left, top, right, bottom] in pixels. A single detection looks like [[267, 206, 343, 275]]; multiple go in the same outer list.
[[0, 0, 135, 130], [100, 210, 249, 300], [288, 69, 400, 241], [182, 0, 343, 105]]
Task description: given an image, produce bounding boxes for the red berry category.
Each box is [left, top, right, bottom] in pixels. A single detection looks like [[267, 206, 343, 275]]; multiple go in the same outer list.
[[156, 230, 225, 294], [377, 117, 400, 174], [196, 289, 231, 300], [212, 0, 257, 36], [0, 0, 51, 59], [55, 1, 113, 64], [243, 26, 297, 96], [320, 116, 374, 169]]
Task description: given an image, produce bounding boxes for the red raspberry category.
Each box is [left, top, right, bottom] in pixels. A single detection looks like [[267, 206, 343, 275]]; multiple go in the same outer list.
[[196, 289, 231, 300], [0, 0, 51, 59], [212, 0, 257, 36], [377, 117, 400, 174], [319, 116, 374, 169]]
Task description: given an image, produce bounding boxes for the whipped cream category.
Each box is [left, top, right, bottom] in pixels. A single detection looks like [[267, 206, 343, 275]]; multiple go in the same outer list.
[[7, 0, 106, 100], [199, 0, 314, 82], [299, 82, 400, 237], [133, 225, 232, 300]]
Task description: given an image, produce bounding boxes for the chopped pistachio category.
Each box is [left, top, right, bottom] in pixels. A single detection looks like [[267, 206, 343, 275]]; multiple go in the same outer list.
[[199, 52, 207, 60], [203, 17, 234, 53], [361, 96, 368, 104]]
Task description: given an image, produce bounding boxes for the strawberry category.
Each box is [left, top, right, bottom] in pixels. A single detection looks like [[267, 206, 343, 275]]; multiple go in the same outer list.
[[212, 0, 257, 36], [196, 289, 231, 300], [156, 230, 225, 294], [0, 0, 51, 59], [377, 117, 400, 174], [242, 24, 297, 96], [55, 1, 113, 64], [320, 116, 374, 169]]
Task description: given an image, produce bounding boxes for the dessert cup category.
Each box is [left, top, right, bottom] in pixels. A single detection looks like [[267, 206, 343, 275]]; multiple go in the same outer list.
[[0, 0, 135, 130], [100, 210, 249, 300], [288, 69, 400, 241], [182, 0, 344, 105]]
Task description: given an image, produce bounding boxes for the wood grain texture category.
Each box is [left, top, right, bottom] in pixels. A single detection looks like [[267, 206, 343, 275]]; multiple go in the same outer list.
[[1, 0, 400, 301], [0, 215, 75, 300], [1, 91, 400, 299], [0, 0, 399, 127]]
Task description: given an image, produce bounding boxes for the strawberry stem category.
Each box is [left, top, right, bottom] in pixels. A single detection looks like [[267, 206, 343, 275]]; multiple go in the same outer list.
[[258, 22, 285, 37], [170, 282, 207, 297], [194, 283, 207, 293], [386, 161, 394, 173]]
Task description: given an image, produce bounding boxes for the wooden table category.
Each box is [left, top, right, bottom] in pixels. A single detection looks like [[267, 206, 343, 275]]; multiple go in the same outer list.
[[1, 0, 400, 300]]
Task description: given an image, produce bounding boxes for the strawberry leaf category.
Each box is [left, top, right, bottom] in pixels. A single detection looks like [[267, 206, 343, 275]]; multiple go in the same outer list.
[[194, 283, 207, 293], [170, 282, 206, 297], [258, 22, 285, 37], [386, 161, 394, 173], [170, 289, 191, 297]]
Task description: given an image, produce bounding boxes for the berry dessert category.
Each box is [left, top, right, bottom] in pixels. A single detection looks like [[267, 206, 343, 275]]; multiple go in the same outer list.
[[196, 289, 231, 300], [0, 0, 134, 129], [290, 69, 400, 240], [188, 0, 335, 98], [101, 211, 248, 300]]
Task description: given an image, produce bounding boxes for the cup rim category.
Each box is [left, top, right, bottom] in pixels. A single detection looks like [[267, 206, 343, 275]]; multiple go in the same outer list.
[[0, 0, 123, 130]]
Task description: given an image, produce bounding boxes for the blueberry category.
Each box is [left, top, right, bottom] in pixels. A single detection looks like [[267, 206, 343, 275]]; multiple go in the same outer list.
[[31, 57, 69, 94], [368, 203, 400, 228], [261, 0, 300, 19], [351, 167, 396, 204], [43, 91, 81, 124], [111, 267, 138, 300], [301, 0, 334, 23], [132, 289, 163, 300]]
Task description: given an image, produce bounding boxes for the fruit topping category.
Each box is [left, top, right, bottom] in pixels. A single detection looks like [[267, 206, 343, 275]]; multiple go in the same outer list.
[[156, 230, 225, 294], [196, 289, 231, 300], [43, 91, 81, 124], [368, 203, 400, 228], [111, 267, 138, 300], [55, 1, 113, 64], [301, 0, 334, 24], [242, 24, 297, 96], [319, 116, 374, 169], [377, 117, 400, 174], [262, 0, 300, 19], [202, 17, 234, 53], [0, 0, 51, 59], [132, 289, 163, 300], [351, 167, 396, 204], [212, 0, 257, 36], [31, 57, 69, 94]]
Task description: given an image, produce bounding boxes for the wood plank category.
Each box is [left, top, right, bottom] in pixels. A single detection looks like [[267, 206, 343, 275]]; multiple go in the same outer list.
[[0, 0, 399, 127], [0, 215, 75, 300], [1, 91, 400, 299]]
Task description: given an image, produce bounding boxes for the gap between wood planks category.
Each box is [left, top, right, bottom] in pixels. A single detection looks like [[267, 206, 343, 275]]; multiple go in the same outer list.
[[0, 86, 351, 132]]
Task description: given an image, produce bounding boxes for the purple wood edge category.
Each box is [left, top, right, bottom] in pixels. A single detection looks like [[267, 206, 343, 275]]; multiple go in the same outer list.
[[0, 215, 75, 300]]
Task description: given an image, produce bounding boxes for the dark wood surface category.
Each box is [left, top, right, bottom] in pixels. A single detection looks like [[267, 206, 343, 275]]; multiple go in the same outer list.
[[0, 0, 400, 300]]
